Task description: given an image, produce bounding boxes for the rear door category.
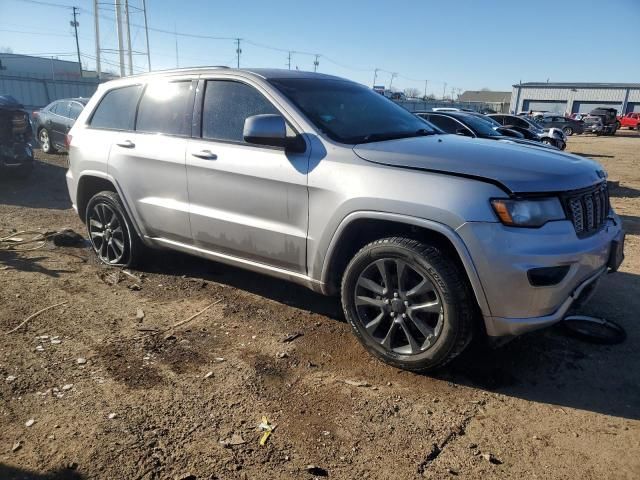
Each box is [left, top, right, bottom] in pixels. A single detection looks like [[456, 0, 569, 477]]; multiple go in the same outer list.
[[49, 101, 70, 147], [185, 77, 309, 273], [107, 79, 195, 242]]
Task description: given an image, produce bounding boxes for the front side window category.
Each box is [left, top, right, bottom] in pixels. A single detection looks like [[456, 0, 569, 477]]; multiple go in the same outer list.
[[202, 80, 278, 143], [426, 115, 464, 134], [136, 81, 193, 136], [90, 85, 143, 130], [269, 78, 436, 144]]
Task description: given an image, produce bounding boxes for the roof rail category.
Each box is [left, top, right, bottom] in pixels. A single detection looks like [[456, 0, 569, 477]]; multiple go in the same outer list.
[[124, 65, 231, 79]]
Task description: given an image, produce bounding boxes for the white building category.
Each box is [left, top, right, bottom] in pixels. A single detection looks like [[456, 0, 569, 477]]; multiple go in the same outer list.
[[510, 82, 640, 115]]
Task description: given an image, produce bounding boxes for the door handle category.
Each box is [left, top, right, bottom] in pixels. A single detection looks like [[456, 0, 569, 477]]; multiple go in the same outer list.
[[192, 150, 217, 160], [116, 140, 135, 148]]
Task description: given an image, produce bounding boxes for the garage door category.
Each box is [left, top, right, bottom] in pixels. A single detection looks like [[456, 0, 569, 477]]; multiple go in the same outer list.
[[522, 100, 567, 114], [626, 102, 640, 113], [571, 101, 622, 114]]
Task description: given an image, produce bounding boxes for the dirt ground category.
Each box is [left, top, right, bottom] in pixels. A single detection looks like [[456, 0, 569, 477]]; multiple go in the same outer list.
[[1, 130, 639, 480]]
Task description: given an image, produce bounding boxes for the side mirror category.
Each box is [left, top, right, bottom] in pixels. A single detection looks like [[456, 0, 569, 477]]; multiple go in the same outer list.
[[243, 114, 287, 148]]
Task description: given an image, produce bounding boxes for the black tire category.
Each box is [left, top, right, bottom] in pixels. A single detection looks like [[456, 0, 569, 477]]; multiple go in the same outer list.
[[341, 237, 474, 372], [85, 190, 143, 267], [38, 128, 56, 154], [563, 126, 573, 136]]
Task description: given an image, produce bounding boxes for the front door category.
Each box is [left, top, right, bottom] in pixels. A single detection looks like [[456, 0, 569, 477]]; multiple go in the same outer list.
[[185, 78, 309, 273]]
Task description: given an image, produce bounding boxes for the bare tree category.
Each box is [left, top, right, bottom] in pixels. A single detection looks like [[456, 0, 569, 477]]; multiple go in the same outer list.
[[0, 46, 13, 53], [404, 87, 421, 99], [481, 87, 491, 91]]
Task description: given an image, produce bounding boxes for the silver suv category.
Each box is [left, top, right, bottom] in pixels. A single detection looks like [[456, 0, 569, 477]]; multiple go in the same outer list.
[[66, 68, 625, 371]]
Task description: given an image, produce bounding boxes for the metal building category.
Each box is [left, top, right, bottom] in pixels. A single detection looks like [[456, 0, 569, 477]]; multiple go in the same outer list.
[[510, 82, 640, 115]]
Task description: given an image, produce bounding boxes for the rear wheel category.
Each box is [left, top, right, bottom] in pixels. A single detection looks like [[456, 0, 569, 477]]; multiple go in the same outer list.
[[85, 191, 143, 267], [38, 128, 56, 154], [341, 237, 474, 372], [563, 126, 573, 136]]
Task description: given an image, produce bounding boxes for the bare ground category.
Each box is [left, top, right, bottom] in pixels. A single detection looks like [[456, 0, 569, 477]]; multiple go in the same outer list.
[[0, 131, 639, 479]]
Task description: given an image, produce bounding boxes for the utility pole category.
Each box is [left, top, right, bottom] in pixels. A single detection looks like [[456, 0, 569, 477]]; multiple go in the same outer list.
[[424, 79, 428, 99], [313, 54, 319, 72], [287, 51, 292, 70], [235, 38, 242, 68], [124, 0, 133, 75], [142, 0, 151, 71], [114, 0, 125, 77], [390, 72, 397, 89], [174, 24, 179, 67], [372, 68, 379, 87], [71, 6, 82, 77], [93, 0, 101, 78], [442, 82, 447, 100]]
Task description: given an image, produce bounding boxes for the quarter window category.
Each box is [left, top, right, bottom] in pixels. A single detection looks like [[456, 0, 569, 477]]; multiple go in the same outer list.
[[202, 80, 278, 143], [90, 85, 143, 130], [136, 81, 193, 136]]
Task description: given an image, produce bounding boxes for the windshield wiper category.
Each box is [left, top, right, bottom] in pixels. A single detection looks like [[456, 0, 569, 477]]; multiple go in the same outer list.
[[359, 128, 436, 143]]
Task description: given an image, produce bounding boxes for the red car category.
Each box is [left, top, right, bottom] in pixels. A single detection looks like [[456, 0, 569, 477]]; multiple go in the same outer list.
[[618, 112, 640, 129]]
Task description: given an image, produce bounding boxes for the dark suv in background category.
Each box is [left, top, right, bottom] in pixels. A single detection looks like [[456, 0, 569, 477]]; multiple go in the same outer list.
[[33, 98, 87, 153]]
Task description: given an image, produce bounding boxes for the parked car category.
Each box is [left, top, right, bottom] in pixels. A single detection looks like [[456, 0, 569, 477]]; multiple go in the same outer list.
[[66, 68, 625, 372], [588, 107, 618, 135], [534, 114, 584, 136], [618, 112, 640, 130], [432, 107, 474, 112], [582, 115, 605, 134], [0, 94, 34, 179], [415, 111, 557, 149], [488, 114, 567, 150], [33, 98, 87, 154]]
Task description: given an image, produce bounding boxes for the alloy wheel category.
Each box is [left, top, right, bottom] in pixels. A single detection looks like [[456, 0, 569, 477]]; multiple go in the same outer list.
[[39, 129, 50, 152], [354, 258, 444, 355], [88, 202, 127, 264]]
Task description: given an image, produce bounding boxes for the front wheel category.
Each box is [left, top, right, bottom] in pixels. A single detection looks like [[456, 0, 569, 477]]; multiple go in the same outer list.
[[85, 191, 143, 267], [341, 237, 474, 372], [563, 126, 573, 136]]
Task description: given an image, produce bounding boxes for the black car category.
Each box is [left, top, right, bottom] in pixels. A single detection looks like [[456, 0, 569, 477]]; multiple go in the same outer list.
[[488, 114, 567, 150], [33, 98, 87, 154], [416, 111, 556, 149], [0, 94, 34, 179], [534, 114, 584, 136]]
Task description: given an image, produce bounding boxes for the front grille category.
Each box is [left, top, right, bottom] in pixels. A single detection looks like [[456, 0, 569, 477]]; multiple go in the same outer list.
[[563, 183, 609, 237]]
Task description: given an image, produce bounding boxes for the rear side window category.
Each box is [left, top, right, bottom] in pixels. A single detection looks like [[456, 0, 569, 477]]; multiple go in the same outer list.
[[136, 81, 193, 136], [202, 80, 278, 143], [90, 85, 142, 130], [52, 101, 70, 117], [69, 102, 83, 120]]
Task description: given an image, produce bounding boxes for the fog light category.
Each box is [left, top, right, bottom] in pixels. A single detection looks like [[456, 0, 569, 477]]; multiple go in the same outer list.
[[527, 266, 570, 287]]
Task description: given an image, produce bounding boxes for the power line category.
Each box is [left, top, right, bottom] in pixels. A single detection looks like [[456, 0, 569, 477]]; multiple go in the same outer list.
[[7, 0, 458, 90]]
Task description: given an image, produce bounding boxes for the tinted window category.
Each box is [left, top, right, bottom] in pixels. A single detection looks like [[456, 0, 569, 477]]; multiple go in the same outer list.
[[136, 81, 193, 135], [69, 102, 83, 120], [427, 115, 466, 134], [202, 80, 278, 142], [491, 115, 507, 125], [269, 78, 436, 144], [90, 85, 143, 130], [51, 101, 70, 117]]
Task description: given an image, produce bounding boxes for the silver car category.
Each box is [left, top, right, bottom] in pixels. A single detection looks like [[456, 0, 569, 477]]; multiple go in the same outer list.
[[66, 68, 625, 371]]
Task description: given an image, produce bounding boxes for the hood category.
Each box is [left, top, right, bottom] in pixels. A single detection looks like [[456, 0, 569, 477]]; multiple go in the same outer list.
[[353, 134, 604, 194]]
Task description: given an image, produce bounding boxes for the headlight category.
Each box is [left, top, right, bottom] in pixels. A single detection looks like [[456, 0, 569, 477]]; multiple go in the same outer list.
[[491, 198, 566, 227]]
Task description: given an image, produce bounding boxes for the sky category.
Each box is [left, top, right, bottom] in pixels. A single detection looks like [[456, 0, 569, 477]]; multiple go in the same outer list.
[[1, 0, 639, 96]]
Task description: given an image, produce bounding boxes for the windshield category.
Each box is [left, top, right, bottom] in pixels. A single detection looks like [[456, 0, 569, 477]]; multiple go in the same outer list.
[[458, 114, 502, 136], [269, 78, 437, 144]]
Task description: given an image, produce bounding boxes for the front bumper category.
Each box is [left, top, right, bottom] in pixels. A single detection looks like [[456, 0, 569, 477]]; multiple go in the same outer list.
[[457, 214, 623, 337]]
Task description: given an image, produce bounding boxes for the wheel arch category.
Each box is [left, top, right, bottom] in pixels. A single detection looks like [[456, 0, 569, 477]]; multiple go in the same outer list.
[[75, 173, 145, 237], [319, 212, 491, 318]]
